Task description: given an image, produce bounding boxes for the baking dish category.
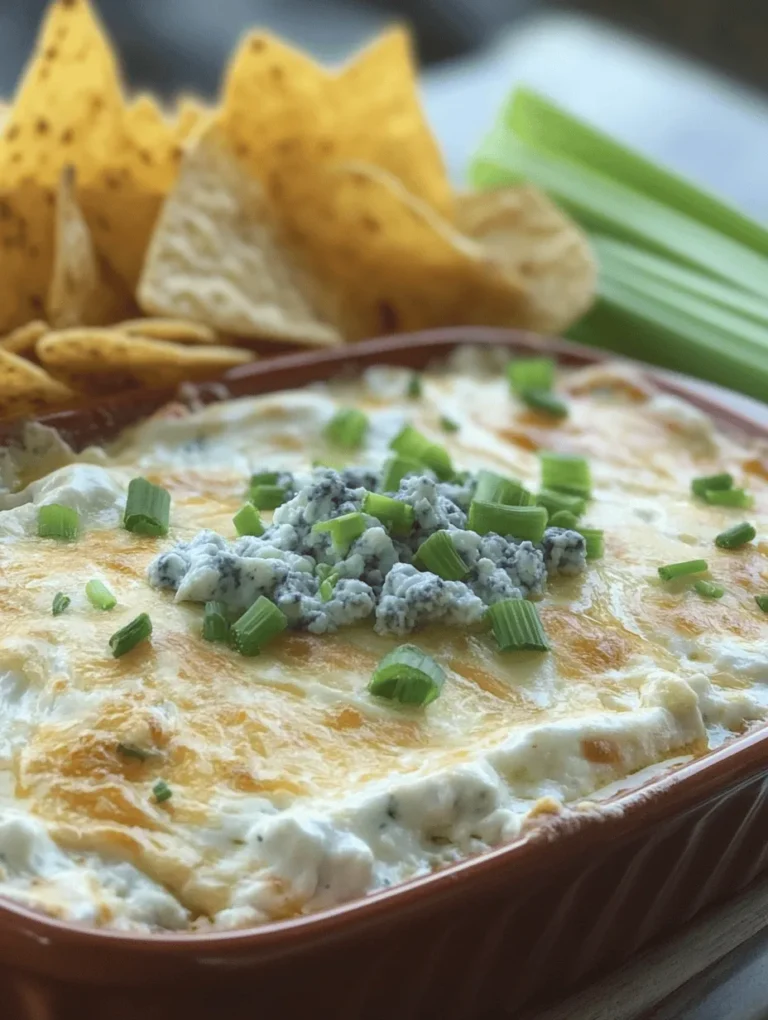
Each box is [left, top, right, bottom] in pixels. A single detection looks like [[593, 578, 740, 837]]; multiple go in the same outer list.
[[2, 328, 768, 1020]]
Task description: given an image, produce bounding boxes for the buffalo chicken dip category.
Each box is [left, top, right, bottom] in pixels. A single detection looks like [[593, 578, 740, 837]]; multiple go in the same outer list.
[[0, 347, 766, 932]]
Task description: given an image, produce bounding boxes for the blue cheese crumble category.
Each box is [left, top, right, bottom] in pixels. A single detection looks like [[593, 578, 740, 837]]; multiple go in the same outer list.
[[148, 468, 587, 636]]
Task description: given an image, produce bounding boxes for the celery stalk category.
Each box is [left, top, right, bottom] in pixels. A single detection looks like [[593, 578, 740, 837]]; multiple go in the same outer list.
[[508, 89, 768, 257]]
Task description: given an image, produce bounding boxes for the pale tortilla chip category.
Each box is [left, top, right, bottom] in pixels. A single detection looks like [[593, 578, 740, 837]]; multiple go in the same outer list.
[[47, 165, 99, 328], [274, 161, 527, 340], [0, 348, 74, 418], [37, 328, 255, 395], [0, 320, 48, 356], [454, 186, 596, 333], [137, 126, 341, 346], [117, 318, 218, 344]]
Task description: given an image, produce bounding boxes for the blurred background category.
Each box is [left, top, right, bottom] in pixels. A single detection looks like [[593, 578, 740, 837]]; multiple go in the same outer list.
[[0, 0, 767, 219]]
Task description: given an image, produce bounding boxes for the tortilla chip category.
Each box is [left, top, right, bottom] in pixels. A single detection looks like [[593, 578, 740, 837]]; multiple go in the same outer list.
[[137, 126, 341, 346], [117, 318, 218, 344], [47, 165, 98, 328], [454, 186, 596, 333], [171, 96, 211, 145], [0, 320, 48, 356], [275, 161, 527, 340], [0, 0, 125, 333], [0, 103, 8, 133], [219, 28, 451, 217], [0, 348, 74, 418]]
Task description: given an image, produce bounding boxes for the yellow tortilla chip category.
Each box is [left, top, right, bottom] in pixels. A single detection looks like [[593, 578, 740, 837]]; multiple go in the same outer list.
[[0, 320, 49, 356], [37, 328, 255, 395], [138, 126, 341, 347], [0, 348, 74, 418], [218, 28, 451, 217], [276, 161, 527, 340], [0, 0, 125, 333], [455, 186, 596, 333], [47, 165, 98, 328], [117, 318, 218, 344], [171, 96, 211, 145]]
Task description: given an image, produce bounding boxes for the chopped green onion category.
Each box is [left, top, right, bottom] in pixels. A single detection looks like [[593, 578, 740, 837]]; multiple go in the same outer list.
[[714, 522, 756, 549], [507, 357, 555, 394], [657, 560, 708, 582], [474, 469, 534, 506], [109, 613, 152, 658], [390, 424, 453, 481], [233, 503, 265, 536], [368, 644, 445, 707], [413, 531, 469, 581], [123, 478, 170, 537], [468, 501, 548, 542], [406, 373, 422, 398], [549, 510, 580, 530], [319, 572, 339, 602], [250, 471, 280, 487], [117, 742, 157, 762], [539, 452, 592, 498], [250, 484, 288, 510], [703, 488, 753, 508], [202, 601, 230, 643], [755, 595, 768, 613], [230, 596, 287, 656], [691, 473, 733, 498], [52, 592, 70, 616], [536, 488, 586, 518], [439, 415, 460, 433], [381, 455, 421, 492], [487, 599, 550, 652], [315, 563, 334, 582], [324, 408, 369, 449], [85, 580, 116, 611], [694, 580, 725, 599], [37, 503, 79, 541], [152, 779, 172, 804], [578, 527, 605, 560], [520, 389, 568, 418], [362, 492, 415, 536], [312, 511, 366, 553]]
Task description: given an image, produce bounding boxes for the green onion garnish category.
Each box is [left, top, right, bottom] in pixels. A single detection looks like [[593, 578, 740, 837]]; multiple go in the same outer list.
[[578, 528, 605, 560], [324, 408, 369, 449], [52, 592, 70, 616], [474, 469, 534, 506], [368, 644, 445, 706], [85, 580, 116, 611], [755, 595, 768, 613], [362, 492, 415, 536], [468, 501, 548, 542], [406, 373, 422, 398], [319, 573, 339, 602], [549, 510, 580, 530], [230, 596, 287, 656], [487, 598, 550, 652], [315, 563, 334, 582], [250, 471, 280, 487], [703, 488, 753, 508], [38, 503, 79, 541], [250, 484, 288, 510], [233, 503, 265, 537], [439, 415, 460, 433], [507, 357, 555, 395], [152, 779, 172, 804], [202, 601, 230, 643], [413, 531, 469, 581], [539, 452, 592, 498], [694, 580, 725, 599], [536, 488, 586, 518], [109, 613, 152, 658], [381, 455, 421, 493], [390, 424, 454, 481], [657, 560, 708, 582], [312, 511, 366, 553], [691, 473, 733, 498], [714, 522, 756, 549], [123, 478, 171, 537], [520, 389, 568, 418]]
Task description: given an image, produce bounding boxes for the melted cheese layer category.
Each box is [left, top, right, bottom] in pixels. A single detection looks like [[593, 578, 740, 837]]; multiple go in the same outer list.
[[0, 348, 767, 931]]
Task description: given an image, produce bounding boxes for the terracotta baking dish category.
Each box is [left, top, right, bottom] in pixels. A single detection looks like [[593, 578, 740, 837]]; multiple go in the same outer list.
[[3, 328, 768, 1020]]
